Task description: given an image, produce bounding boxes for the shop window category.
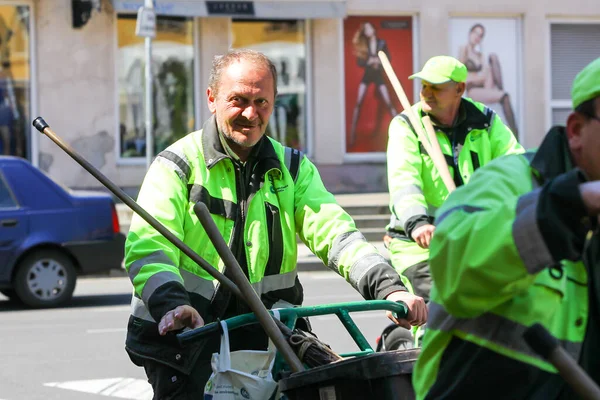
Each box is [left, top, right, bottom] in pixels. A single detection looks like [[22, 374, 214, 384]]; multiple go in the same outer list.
[[231, 20, 308, 152], [550, 23, 600, 127], [116, 14, 195, 159], [0, 5, 31, 159]]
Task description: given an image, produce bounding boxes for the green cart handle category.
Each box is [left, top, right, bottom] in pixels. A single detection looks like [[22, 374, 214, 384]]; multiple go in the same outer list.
[[177, 300, 407, 358]]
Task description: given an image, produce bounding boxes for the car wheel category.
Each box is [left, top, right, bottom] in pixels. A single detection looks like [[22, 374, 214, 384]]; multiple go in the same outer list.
[[13, 249, 77, 308]]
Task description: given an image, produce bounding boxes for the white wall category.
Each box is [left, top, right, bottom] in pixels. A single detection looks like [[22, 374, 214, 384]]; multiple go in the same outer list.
[[28, 0, 600, 191]]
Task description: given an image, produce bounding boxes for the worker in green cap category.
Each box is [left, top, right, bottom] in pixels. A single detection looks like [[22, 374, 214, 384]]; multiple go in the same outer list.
[[383, 55, 523, 347], [413, 56, 600, 399]]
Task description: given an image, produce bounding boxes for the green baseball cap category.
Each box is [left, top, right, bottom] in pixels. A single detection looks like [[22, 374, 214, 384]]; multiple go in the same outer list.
[[572, 57, 600, 109], [409, 56, 468, 84]]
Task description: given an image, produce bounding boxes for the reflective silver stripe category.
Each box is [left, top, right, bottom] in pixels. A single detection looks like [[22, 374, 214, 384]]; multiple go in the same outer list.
[[512, 188, 553, 274], [483, 106, 494, 131], [284, 147, 293, 172], [349, 253, 388, 289], [130, 271, 216, 322], [328, 231, 366, 272], [397, 204, 428, 229], [252, 269, 297, 295], [128, 250, 176, 281], [429, 302, 581, 362], [181, 268, 217, 300], [155, 148, 191, 182], [391, 185, 423, 209], [141, 270, 183, 304], [131, 295, 154, 322]]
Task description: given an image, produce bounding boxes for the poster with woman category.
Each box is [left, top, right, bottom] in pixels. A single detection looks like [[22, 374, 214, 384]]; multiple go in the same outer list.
[[344, 16, 413, 154], [449, 17, 522, 138]]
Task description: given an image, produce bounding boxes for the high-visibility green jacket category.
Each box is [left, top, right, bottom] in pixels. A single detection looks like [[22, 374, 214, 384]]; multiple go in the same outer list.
[[414, 127, 600, 399], [124, 116, 407, 374], [386, 98, 524, 272]]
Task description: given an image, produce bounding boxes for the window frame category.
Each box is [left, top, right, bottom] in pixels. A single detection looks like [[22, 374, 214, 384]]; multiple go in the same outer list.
[[0, 1, 37, 167], [546, 19, 600, 132], [113, 12, 198, 165]]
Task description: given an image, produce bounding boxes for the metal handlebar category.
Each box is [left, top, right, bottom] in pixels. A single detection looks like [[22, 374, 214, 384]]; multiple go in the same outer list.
[[177, 300, 408, 357]]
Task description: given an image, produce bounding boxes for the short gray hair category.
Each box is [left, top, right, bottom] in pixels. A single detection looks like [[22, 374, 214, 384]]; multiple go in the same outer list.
[[208, 49, 278, 97]]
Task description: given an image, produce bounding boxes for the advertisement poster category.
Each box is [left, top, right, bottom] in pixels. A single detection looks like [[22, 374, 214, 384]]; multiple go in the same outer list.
[[344, 16, 413, 154], [449, 17, 522, 138]]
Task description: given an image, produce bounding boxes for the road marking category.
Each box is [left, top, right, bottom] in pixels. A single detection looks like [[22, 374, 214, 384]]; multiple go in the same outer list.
[[44, 378, 152, 399], [86, 328, 127, 334]]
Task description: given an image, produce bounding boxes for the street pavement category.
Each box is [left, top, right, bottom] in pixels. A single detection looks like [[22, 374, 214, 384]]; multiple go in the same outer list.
[[0, 271, 397, 400]]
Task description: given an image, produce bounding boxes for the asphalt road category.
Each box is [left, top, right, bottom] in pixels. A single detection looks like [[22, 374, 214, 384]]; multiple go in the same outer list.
[[0, 271, 397, 400]]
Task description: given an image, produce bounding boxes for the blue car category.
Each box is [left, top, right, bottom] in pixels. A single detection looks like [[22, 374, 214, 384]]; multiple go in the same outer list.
[[0, 156, 125, 307]]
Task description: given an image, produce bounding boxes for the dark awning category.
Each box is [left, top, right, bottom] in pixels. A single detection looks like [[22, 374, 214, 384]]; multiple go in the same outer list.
[[111, 0, 346, 19]]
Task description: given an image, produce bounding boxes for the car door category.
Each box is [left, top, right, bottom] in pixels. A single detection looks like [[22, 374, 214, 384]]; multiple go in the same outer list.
[[0, 170, 27, 283]]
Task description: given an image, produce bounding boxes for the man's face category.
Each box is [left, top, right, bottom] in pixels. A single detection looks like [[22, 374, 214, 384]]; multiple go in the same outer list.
[[420, 80, 464, 116], [207, 59, 275, 150], [568, 98, 600, 180]]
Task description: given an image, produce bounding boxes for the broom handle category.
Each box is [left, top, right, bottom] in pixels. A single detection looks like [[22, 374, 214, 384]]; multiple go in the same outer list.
[[525, 323, 600, 400], [422, 116, 456, 192], [193, 202, 305, 373], [378, 51, 456, 193]]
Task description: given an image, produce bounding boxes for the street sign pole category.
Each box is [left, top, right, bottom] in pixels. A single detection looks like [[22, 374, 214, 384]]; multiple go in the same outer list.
[[135, 0, 156, 170]]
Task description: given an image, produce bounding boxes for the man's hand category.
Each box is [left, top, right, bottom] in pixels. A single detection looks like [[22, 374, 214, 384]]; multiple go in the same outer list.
[[411, 224, 435, 249], [158, 305, 205, 335], [383, 234, 393, 248], [385, 291, 428, 330]]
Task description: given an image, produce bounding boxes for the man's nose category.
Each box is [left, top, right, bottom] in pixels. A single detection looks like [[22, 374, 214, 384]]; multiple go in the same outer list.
[[242, 105, 258, 120]]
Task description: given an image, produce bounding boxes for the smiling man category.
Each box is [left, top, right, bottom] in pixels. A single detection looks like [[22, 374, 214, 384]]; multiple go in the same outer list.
[[123, 49, 427, 399], [384, 55, 523, 345]]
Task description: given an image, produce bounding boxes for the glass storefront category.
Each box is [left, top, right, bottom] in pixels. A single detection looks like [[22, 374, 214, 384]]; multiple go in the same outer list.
[[231, 20, 308, 152], [116, 14, 195, 159], [0, 5, 30, 159]]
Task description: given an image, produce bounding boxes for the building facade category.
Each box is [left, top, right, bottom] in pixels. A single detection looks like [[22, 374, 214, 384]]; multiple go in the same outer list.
[[5, 0, 600, 193]]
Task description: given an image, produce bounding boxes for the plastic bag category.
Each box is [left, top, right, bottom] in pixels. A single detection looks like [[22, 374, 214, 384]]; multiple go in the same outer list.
[[203, 320, 278, 400]]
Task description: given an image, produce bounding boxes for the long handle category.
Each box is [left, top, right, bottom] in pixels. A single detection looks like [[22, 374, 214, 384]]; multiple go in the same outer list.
[[31, 118, 243, 298], [378, 51, 456, 193], [193, 202, 305, 373], [524, 323, 600, 400], [422, 115, 456, 192]]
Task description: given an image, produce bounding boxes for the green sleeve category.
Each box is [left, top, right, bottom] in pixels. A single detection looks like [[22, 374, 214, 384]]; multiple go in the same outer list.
[[294, 155, 407, 300], [490, 113, 525, 158], [387, 115, 428, 231], [429, 155, 536, 318], [124, 156, 189, 318]]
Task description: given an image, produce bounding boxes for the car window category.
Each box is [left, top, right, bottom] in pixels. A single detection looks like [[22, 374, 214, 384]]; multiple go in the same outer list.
[[0, 173, 17, 208]]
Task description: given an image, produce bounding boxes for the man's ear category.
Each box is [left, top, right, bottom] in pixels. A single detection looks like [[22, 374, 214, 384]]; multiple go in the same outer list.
[[566, 112, 584, 150], [456, 82, 466, 97], [207, 87, 217, 114]]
